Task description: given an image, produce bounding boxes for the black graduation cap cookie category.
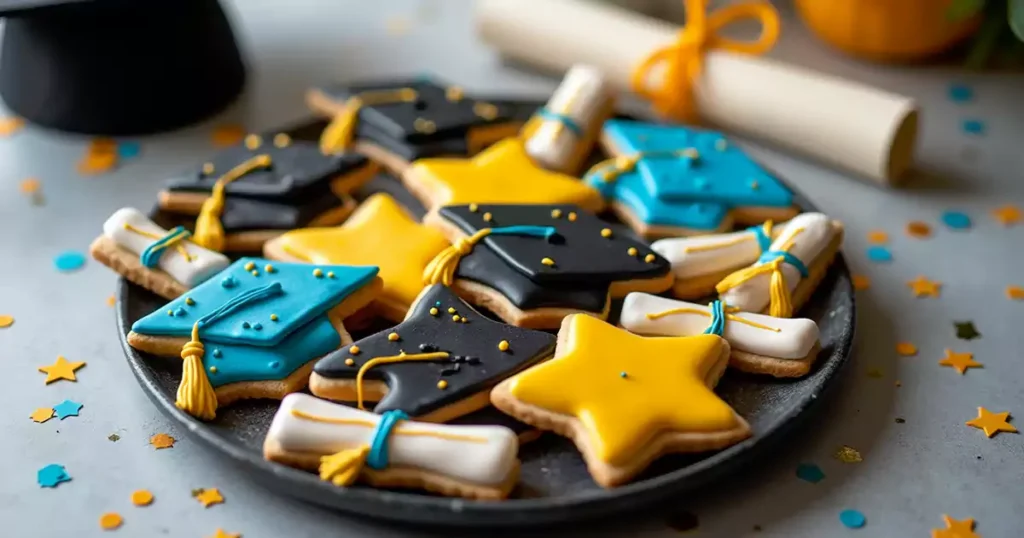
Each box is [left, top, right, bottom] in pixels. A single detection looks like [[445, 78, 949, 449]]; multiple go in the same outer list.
[[158, 131, 378, 252], [309, 76, 535, 173], [309, 284, 556, 423], [421, 204, 675, 329]]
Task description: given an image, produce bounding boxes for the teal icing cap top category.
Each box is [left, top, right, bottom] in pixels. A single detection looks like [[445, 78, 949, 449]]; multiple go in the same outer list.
[[131, 257, 378, 347]]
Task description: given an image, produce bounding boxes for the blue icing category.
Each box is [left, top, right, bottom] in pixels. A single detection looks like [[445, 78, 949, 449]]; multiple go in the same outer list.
[[598, 119, 793, 208]]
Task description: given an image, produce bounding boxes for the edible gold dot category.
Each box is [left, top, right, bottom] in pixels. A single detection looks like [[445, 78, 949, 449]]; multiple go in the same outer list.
[[209, 366, 218, 374], [270, 314, 279, 321], [327, 271, 335, 279], [446, 86, 464, 102], [273, 133, 291, 148], [469, 203, 478, 212], [460, 317, 468, 323], [244, 261, 255, 271], [388, 332, 400, 342], [244, 134, 262, 150], [437, 380, 449, 390], [349, 345, 360, 355], [345, 358, 355, 366], [645, 254, 656, 263], [250, 270, 260, 276], [473, 102, 498, 120], [264, 264, 275, 273], [600, 228, 612, 238], [483, 212, 492, 222], [498, 340, 510, 352], [429, 307, 439, 316], [201, 162, 215, 175], [568, 212, 577, 221], [414, 118, 437, 134], [551, 209, 562, 218], [167, 310, 174, 316], [313, 268, 324, 278], [541, 257, 555, 266], [448, 307, 456, 314], [628, 247, 638, 256], [185, 297, 195, 306], [452, 315, 460, 322]]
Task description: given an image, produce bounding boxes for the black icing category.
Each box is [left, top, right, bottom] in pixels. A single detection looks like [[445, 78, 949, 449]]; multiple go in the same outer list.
[[312, 285, 556, 418]]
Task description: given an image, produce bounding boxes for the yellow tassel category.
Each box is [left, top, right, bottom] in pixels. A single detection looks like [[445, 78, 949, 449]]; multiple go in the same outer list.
[[192, 154, 272, 252], [767, 259, 792, 318], [422, 229, 492, 286], [176, 322, 219, 421], [320, 97, 363, 155], [319, 445, 369, 487]]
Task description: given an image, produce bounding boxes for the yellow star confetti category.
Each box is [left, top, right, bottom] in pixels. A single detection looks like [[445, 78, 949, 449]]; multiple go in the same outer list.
[[210, 529, 241, 538], [131, 489, 154, 506], [932, 515, 980, 538], [834, 445, 862, 463], [991, 204, 1022, 226], [939, 349, 982, 375], [907, 276, 942, 298], [38, 356, 86, 384], [149, 433, 176, 449], [194, 488, 225, 508], [965, 407, 1017, 438], [99, 512, 123, 530], [895, 342, 917, 356], [0, 315, 13, 328], [30, 407, 55, 423]]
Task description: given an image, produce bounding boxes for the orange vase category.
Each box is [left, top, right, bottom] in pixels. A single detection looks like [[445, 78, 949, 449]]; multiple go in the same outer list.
[[794, 0, 981, 62]]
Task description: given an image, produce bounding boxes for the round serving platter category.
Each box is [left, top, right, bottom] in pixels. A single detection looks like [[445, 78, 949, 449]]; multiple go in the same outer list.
[[116, 109, 855, 528]]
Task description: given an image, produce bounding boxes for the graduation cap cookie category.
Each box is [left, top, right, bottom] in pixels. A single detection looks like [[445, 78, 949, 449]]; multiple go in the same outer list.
[[311, 76, 534, 174], [422, 204, 674, 329], [309, 284, 557, 423], [127, 257, 382, 420], [584, 119, 800, 239], [158, 131, 378, 252]]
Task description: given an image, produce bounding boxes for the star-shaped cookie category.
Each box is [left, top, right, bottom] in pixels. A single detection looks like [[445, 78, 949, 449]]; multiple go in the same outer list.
[[310, 284, 556, 422], [492, 314, 750, 487], [264, 193, 450, 321]]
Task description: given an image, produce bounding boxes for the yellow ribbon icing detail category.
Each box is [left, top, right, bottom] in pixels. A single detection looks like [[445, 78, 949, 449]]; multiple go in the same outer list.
[[715, 227, 804, 318], [176, 322, 219, 420], [319, 88, 419, 154], [422, 228, 493, 286], [193, 154, 273, 252], [354, 351, 451, 410], [645, 306, 780, 332], [122, 223, 194, 262]]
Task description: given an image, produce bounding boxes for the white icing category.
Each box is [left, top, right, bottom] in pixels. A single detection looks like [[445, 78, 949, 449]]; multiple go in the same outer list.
[[719, 213, 835, 313], [266, 394, 519, 487], [524, 64, 610, 170], [620, 293, 819, 360], [103, 207, 230, 287], [652, 228, 764, 279]]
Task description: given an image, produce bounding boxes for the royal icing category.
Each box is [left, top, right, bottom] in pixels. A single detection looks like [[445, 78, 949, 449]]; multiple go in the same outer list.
[[717, 212, 835, 315], [523, 64, 610, 171], [267, 393, 519, 487], [103, 208, 230, 287], [651, 220, 778, 279], [620, 293, 819, 360], [131, 257, 379, 388], [503, 315, 743, 466]]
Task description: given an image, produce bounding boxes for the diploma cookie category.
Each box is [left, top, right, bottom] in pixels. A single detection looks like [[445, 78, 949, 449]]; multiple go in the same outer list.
[[491, 314, 750, 488], [127, 257, 382, 420], [450, 406, 542, 445], [309, 284, 556, 423], [310, 77, 534, 174], [716, 212, 844, 317], [158, 134, 376, 252], [584, 119, 799, 239], [620, 293, 821, 377], [263, 193, 452, 322], [264, 394, 520, 500], [522, 64, 614, 174], [423, 203, 673, 329], [89, 208, 230, 300]]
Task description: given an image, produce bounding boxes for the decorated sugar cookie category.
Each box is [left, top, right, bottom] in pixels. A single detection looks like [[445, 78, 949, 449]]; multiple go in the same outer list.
[[311, 77, 534, 173], [423, 203, 673, 329], [491, 314, 750, 488], [451, 406, 542, 444], [263, 193, 451, 322], [620, 293, 821, 377], [309, 284, 556, 423], [716, 213, 844, 317], [158, 133, 377, 252], [583, 119, 799, 239], [90, 208, 230, 300], [127, 257, 382, 420], [264, 394, 520, 500]]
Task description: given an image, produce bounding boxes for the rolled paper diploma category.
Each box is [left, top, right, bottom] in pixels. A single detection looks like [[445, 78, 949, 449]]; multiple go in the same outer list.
[[477, 0, 919, 185], [265, 394, 519, 490], [103, 208, 230, 287], [524, 64, 613, 172], [620, 292, 819, 360], [652, 223, 777, 280]]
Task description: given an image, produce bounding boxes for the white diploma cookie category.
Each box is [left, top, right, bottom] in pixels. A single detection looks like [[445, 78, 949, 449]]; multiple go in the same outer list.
[[103, 207, 229, 287], [620, 293, 819, 360], [652, 224, 773, 280], [265, 393, 519, 489], [524, 63, 611, 172]]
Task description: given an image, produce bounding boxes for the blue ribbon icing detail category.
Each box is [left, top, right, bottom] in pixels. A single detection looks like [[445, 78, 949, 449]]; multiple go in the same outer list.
[[367, 410, 410, 470], [536, 108, 582, 136], [748, 224, 772, 253], [139, 226, 191, 268], [760, 250, 809, 278], [488, 225, 557, 240], [703, 300, 726, 336]]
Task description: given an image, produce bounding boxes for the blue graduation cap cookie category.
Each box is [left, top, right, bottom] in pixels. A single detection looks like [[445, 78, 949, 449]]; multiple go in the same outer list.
[[585, 119, 799, 239], [128, 257, 381, 420]]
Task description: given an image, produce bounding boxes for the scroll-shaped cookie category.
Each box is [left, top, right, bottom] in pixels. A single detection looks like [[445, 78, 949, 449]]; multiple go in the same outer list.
[[716, 212, 844, 317], [264, 393, 520, 500], [523, 64, 614, 174], [620, 292, 821, 377], [90, 208, 230, 300]]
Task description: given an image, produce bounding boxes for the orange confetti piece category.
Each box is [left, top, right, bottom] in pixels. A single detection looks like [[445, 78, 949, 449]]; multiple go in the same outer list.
[[31, 407, 55, 423], [907, 276, 942, 298], [851, 274, 871, 291], [866, 230, 889, 244], [991, 204, 1022, 226], [19, 178, 40, 194], [932, 514, 980, 538], [131, 489, 154, 506], [211, 124, 245, 147], [1007, 286, 1024, 300], [106, 295, 116, 307], [210, 529, 242, 538], [149, 433, 176, 449], [906, 221, 932, 238], [0, 117, 25, 136], [99, 512, 123, 530], [965, 407, 1017, 438], [0, 315, 13, 328], [77, 152, 118, 175], [939, 349, 982, 375], [194, 488, 225, 508], [895, 342, 918, 356]]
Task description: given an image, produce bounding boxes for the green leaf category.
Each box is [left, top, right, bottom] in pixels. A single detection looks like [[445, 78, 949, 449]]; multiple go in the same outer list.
[[1010, 0, 1024, 42], [948, 0, 986, 21]]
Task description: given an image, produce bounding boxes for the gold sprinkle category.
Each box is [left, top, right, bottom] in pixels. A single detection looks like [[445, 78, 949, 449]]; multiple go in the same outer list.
[[429, 307, 439, 316], [244, 134, 262, 150], [269, 314, 279, 322], [345, 358, 355, 366], [452, 315, 460, 322], [264, 264, 275, 273], [541, 257, 555, 266], [209, 366, 218, 374], [327, 271, 335, 279], [388, 332, 400, 342], [600, 228, 612, 238], [498, 340, 510, 352], [644, 254, 656, 263], [551, 209, 562, 219], [167, 310, 174, 316], [448, 307, 456, 314], [469, 203, 478, 212], [483, 212, 492, 222], [835, 445, 863, 464], [313, 268, 324, 278], [627, 247, 638, 257], [201, 162, 215, 175], [250, 270, 260, 276], [244, 261, 256, 271], [460, 317, 468, 323], [437, 380, 449, 390], [568, 212, 577, 221], [185, 297, 195, 306], [349, 345, 360, 355], [473, 102, 498, 120], [273, 133, 291, 148], [446, 86, 464, 102], [414, 118, 437, 134]]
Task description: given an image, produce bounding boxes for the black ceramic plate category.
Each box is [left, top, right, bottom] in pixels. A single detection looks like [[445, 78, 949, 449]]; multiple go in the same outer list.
[[116, 110, 855, 528]]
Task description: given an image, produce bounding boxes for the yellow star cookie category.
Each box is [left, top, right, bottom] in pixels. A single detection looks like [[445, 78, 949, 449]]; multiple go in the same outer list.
[[402, 138, 605, 214], [492, 314, 749, 487], [264, 194, 450, 321], [965, 407, 1017, 438]]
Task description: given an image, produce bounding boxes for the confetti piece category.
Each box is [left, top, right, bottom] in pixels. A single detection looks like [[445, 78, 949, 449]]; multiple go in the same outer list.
[[896, 342, 918, 356], [31, 407, 55, 423], [99, 512, 123, 530], [108, 434, 120, 442], [106, 295, 116, 307], [211, 124, 245, 147], [948, 83, 974, 103], [210, 529, 242, 538], [77, 138, 120, 175], [866, 368, 884, 379], [939, 349, 982, 375], [907, 276, 942, 298], [19, 178, 40, 194], [965, 407, 1017, 438], [933, 515, 980, 538], [37, 464, 71, 488], [665, 510, 699, 532], [0, 117, 24, 136], [866, 246, 893, 263], [942, 211, 972, 230], [991, 204, 1021, 226], [961, 119, 985, 135], [795, 463, 825, 483], [54, 251, 87, 272], [835, 445, 862, 463], [895, 417, 906, 424], [131, 489, 154, 506], [851, 274, 871, 291], [954, 321, 981, 341], [1007, 286, 1024, 300], [866, 230, 889, 243], [53, 399, 83, 419], [38, 356, 86, 384], [839, 509, 866, 529], [117, 141, 141, 159], [906, 221, 932, 238], [194, 488, 225, 508], [150, 433, 176, 449], [0, 315, 13, 328]]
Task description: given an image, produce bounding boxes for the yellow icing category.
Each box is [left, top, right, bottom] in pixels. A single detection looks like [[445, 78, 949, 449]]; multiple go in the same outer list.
[[273, 194, 449, 314], [290, 409, 488, 443], [507, 315, 738, 466], [645, 307, 781, 332]]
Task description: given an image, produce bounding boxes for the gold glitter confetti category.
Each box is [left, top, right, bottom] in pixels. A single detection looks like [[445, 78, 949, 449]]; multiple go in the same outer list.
[[835, 445, 862, 463]]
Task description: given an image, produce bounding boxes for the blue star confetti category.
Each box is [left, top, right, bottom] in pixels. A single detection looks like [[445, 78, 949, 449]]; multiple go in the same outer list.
[[839, 509, 866, 529], [866, 246, 893, 263], [53, 251, 86, 272], [942, 211, 972, 230], [962, 119, 986, 136], [37, 464, 71, 488], [53, 399, 83, 420], [948, 83, 973, 103], [795, 463, 825, 484]]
